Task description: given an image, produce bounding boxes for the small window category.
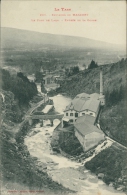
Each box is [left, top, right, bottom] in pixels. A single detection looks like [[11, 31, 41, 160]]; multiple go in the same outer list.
[[70, 113, 73, 116], [66, 113, 68, 116], [70, 119, 73, 122], [86, 109, 88, 112], [90, 113, 93, 115], [82, 113, 85, 116], [75, 113, 78, 117]]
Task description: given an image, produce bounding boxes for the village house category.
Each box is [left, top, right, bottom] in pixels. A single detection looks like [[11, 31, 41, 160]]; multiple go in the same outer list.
[[43, 75, 55, 85], [43, 75, 60, 91]]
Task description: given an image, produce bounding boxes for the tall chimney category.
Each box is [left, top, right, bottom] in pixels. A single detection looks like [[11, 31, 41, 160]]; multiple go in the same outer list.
[[100, 67, 103, 96]]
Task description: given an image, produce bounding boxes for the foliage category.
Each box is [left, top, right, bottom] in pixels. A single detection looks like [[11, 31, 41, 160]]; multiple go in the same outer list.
[[1, 125, 70, 193], [1, 69, 38, 105], [85, 146, 127, 191], [35, 71, 44, 82], [88, 60, 98, 69], [65, 66, 79, 77], [100, 100, 127, 146], [41, 82, 47, 93], [105, 85, 126, 106], [58, 58, 127, 146], [57, 128, 83, 156]]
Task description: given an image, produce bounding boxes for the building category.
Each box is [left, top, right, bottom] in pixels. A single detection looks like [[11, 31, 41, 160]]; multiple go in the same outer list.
[[64, 93, 101, 123], [43, 75, 60, 91], [63, 69, 105, 123], [74, 115, 105, 151], [43, 75, 55, 85], [27, 75, 35, 82]]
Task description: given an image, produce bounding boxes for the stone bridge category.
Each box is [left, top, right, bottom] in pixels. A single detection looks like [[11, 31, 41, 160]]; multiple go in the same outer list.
[[28, 114, 64, 126]]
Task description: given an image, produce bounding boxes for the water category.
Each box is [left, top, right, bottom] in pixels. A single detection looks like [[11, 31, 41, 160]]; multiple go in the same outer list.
[[36, 83, 42, 94], [24, 94, 124, 195]]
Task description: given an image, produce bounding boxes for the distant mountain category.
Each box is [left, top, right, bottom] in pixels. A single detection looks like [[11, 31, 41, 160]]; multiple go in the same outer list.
[[1, 27, 122, 50]]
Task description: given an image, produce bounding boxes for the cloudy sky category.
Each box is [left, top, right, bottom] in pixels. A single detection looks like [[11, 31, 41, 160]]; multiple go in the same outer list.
[[1, 1, 126, 46]]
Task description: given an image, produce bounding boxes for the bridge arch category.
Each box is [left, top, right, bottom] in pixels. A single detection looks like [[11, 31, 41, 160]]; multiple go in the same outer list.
[[28, 114, 64, 127]]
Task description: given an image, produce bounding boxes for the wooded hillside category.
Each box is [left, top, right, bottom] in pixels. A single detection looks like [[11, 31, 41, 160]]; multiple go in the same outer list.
[[58, 58, 127, 146]]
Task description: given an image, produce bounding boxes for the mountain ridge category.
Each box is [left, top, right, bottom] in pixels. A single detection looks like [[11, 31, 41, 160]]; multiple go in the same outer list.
[[1, 27, 123, 50]]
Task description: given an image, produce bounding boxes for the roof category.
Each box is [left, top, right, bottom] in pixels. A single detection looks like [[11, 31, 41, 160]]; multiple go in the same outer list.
[[44, 75, 53, 79], [64, 92, 100, 113], [63, 117, 70, 122], [74, 122, 103, 136], [42, 105, 54, 114], [74, 115, 103, 136], [76, 115, 95, 125]]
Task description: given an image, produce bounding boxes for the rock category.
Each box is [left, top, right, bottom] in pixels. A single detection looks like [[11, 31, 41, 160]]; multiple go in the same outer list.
[[45, 133, 50, 135], [52, 147, 60, 152], [50, 151, 57, 155], [109, 183, 113, 187], [118, 178, 122, 183], [42, 165, 47, 170], [79, 176, 85, 180], [98, 173, 104, 179], [117, 186, 124, 191]]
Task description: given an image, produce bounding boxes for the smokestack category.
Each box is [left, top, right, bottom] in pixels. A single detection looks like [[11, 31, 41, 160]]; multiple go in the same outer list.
[[100, 68, 103, 96]]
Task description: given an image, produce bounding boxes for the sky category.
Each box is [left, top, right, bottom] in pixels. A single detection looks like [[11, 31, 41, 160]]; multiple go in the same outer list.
[[1, 1, 126, 46]]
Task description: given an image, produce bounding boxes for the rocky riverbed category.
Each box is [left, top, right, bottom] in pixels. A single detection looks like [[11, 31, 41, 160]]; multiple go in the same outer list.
[[24, 94, 125, 195]]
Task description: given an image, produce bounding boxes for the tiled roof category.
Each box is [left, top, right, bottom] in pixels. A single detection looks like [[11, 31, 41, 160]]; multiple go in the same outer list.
[[76, 115, 95, 125], [42, 105, 54, 114], [74, 115, 103, 136], [64, 92, 100, 113], [74, 122, 103, 136]]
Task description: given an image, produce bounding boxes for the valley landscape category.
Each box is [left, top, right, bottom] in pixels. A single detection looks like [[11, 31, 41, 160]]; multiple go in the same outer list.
[[0, 27, 127, 195]]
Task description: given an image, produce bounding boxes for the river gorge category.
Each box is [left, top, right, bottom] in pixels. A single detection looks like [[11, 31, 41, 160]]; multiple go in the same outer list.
[[24, 85, 124, 195]]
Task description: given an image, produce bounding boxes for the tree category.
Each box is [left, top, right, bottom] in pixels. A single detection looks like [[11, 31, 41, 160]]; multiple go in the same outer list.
[[35, 71, 44, 82], [72, 66, 79, 74], [41, 82, 47, 93], [88, 60, 98, 69], [17, 72, 29, 82], [1, 69, 38, 106], [83, 63, 86, 70]]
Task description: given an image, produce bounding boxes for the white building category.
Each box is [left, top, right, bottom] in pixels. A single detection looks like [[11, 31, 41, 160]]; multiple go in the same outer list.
[[74, 115, 105, 151], [64, 93, 101, 123], [63, 69, 105, 123]]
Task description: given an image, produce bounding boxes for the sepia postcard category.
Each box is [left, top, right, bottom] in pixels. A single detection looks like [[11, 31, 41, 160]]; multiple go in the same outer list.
[[0, 1, 127, 195]]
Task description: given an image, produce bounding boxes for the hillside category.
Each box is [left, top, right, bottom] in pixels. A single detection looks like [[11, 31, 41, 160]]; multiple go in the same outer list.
[[58, 58, 127, 146], [85, 146, 127, 192], [1, 28, 126, 75], [0, 89, 71, 194], [1, 27, 120, 50]]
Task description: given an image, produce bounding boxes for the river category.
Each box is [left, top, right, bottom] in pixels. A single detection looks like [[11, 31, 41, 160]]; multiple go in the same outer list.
[[24, 86, 124, 195]]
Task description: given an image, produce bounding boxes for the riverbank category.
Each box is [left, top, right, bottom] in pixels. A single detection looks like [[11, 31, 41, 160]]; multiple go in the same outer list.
[[1, 90, 73, 195], [2, 89, 126, 195], [24, 95, 125, 195], [50, 117, 127, 193], [1, 120, 73, 195]]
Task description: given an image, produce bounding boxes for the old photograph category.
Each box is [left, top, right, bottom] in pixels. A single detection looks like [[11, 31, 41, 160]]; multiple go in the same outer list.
[[0, 1, 127, 195]]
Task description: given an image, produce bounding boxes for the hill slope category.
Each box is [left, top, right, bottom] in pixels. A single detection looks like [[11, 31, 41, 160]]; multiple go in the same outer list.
[[57, 58, 127, 146], [1, 27, 120, 50]]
